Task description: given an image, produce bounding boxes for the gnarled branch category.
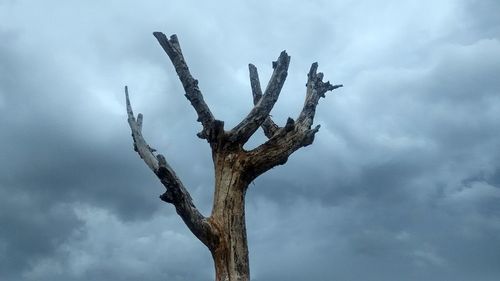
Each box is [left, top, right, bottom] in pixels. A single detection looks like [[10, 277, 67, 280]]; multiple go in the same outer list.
[[153, 32, 223, 143], [244, 63, 342, 179], [229, 51, 290, 144], [125, 86, 218, 249], [245, 125, 320, 179], [126, 86, 159, 172], [297, 62, 343, 128], [126, 33, 342, 281]]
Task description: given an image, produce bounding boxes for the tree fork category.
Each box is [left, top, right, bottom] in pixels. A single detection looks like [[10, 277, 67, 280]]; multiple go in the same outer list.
[[125, 32, 342, 281]]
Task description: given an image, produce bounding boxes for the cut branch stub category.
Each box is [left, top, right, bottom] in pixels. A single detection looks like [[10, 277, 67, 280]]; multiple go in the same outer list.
[[229, 51, 290, 144]]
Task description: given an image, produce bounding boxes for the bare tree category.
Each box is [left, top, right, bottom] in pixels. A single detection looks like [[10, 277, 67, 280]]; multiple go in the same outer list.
[[125, 32, 342, 281]]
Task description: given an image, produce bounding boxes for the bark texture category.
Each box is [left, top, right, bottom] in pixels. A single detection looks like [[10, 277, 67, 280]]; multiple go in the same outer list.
[[125, 32, 342, 281]]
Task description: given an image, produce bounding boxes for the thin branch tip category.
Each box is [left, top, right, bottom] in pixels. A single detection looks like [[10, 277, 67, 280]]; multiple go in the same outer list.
[[125, 86, 135, 119], [153, 31, 166, 38], [326, 84, 343, 92], [124, 86, 130, 100], [309, 63, 319, 77]]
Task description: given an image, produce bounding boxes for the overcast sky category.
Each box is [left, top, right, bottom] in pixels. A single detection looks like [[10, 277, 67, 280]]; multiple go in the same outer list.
[[1, 0, 500, 280]]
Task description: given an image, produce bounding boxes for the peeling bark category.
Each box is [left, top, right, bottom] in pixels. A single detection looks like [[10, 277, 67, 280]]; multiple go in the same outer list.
[[211, 151, 250, 281], [125, 32, 342, 281]]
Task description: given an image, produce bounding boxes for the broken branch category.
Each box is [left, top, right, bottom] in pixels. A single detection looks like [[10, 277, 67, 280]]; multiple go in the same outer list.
[[125, 86, 217, 248], [297, 62, 343, 128], [153, 32, 221, 141]]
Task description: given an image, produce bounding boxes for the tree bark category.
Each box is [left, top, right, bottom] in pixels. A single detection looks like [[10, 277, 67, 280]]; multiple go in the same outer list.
[[125, 32, 342, 281], [210, 150, 250, 281]]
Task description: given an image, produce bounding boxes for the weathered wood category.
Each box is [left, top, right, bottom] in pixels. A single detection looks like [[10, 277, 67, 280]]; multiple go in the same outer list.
[[126, 87, 218, 249], [297, 62, 343, 128], [244, 62, 341, 180], [229, 51, 290, 144], [248, 63, 280, 138], [210, 152, 250, 281], [125, 86, 159, 172], [125, 33, 342, 281], [153, 32, 224, 143]]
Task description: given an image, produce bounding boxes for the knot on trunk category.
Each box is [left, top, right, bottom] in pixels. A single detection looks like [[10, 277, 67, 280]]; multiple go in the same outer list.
[[197, 119, 225, 142]]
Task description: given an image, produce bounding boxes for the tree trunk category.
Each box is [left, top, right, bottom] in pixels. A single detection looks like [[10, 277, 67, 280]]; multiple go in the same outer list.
[[210, 151, 250, 281]]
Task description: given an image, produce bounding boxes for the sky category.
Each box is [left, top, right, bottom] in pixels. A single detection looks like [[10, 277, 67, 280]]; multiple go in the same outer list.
[[1, 0, 499, 280]]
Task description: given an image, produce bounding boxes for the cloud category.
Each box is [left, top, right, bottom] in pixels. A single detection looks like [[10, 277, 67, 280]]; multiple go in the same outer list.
[[1, 0, 499, 280], [0, 188, 82, 280], [20, 204, 212, 281]]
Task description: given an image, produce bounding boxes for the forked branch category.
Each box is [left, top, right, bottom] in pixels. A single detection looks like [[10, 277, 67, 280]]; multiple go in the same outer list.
[[229, 51, 290, 144], [297, 62, 343, 128], [248, 64, 281, 138], [245, 124, 320, 179], [125, 86, 218, 248], [245, 62, 342, 179], [126, 86, 159, 172]]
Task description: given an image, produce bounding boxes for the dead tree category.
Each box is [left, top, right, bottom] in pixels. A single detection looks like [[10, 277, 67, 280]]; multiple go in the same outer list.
[[125, 32, 342, 281]]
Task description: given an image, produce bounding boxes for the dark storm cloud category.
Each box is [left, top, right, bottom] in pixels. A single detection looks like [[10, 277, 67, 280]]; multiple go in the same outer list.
[[0, 27, 172, 278], [246, 2, 500, 280], [0, 29, 164, 220], [0, 189, 81, 280], [462, 0, 500, 41], [0, 0, 221, 277], [1, 0, 500, 280]]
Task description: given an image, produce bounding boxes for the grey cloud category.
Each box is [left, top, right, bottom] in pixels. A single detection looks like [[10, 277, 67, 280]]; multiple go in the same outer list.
[[19, 205, 213, 281], [1, 0, 500, 280], [0, 188, 82, 279]]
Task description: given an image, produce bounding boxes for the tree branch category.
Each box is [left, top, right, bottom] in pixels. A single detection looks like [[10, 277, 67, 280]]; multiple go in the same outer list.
[[153, 32, 223, 142], [244, 124, 320, 180], [229, 51, 290, 144], [244, 63, 342, 180], [126, 86, 159, 172], [248, 64, 280, 139], [297, 62, 343, 128], [125, 86, 218, 248]]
